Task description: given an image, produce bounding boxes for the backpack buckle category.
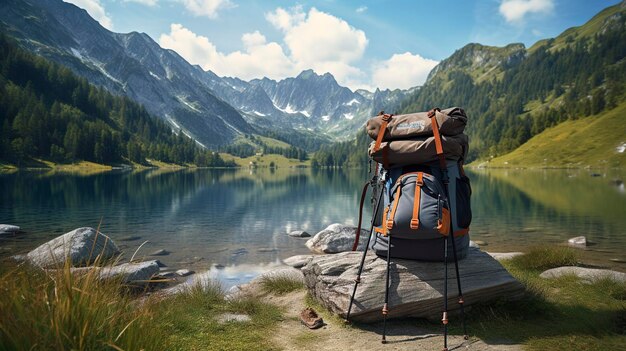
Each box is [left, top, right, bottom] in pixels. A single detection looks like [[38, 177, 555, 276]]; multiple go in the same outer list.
[[410, 218, 419, 229], [382, 113, 392, 122], [385, 219, 394, 230]]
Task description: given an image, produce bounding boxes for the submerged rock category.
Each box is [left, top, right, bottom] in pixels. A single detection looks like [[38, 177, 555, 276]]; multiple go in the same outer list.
[[149, 249, 170, 256], [301, 248, 524, 322], [26, 227, 119, 268], [567, 236, 587, 247], [288, 230, 311, 238], [0, 224, 21, 236], [539, 266, 626, 283], [306, 223, 369, 254], [176, 269, 194, 277]]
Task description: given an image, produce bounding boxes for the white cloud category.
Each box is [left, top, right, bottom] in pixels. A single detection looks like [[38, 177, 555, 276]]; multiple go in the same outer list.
[[372, 52, 438, 90], [159, 6, 436, 91], [64, 0, 113, 29], [265, 7, 368, 87], [124, 0, 158, 6], [265, 5, 305, 31], [356, 6, 367, 13], [499, 0, 554, 23], [182, 0, 235, 19], [159, 25, 294, 80]]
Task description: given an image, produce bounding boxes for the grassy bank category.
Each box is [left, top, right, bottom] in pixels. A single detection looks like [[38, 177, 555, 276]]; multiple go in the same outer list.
[[1, 246, 624, 350], [484, 102, 626, 168]]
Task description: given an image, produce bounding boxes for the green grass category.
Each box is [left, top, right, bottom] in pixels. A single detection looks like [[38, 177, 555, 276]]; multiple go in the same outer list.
[[220, 153, 309, 168], [0, 262, 163, 351], [509, 246, 578, 271], [259, 275, 305, 295], [154, 283, 283, 351], [487, 101, 626, 168], [448, 246, 626, 351], [0, 261, 285, 351]]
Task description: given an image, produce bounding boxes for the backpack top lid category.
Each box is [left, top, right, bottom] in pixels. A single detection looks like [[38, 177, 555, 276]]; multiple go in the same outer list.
[[366, 107, 467, 142]]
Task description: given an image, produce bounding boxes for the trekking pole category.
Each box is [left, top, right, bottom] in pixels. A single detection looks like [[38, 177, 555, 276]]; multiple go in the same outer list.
[[442, 234, 449, 351], [381, 232, 392, 344], [346, 170, 386, 322], [427, 107, 469, 349], [442, 170, 468, 340]]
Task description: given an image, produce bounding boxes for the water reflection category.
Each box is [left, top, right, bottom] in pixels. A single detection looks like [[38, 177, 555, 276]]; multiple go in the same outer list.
[[1, 167, 625, 273]]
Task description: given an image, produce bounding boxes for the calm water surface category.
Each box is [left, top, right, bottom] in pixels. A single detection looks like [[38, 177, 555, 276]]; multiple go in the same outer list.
[[1, 167, 625, 285]]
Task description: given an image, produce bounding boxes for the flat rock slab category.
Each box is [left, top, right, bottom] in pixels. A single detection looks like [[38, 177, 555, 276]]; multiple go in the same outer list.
[[217, 313, 251, 323], [540, 266, 626, 283], [302, 248, 524, 323]]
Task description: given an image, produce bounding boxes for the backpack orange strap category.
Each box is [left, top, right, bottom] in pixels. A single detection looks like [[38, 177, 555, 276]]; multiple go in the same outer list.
[[410, 172, 423, 230], [428, 108, 446, 170], [373, 113, 393, 169], [386, 181, 402, 233]]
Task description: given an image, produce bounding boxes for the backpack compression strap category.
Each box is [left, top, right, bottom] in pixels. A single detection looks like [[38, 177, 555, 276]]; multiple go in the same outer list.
[[410, 172, 424, 230], [428, 108, 447, 170], [373, 112, 393, 169]]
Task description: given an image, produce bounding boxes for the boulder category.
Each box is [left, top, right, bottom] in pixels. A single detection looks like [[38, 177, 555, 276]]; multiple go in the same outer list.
[[568, 236, 587, 247], [26, 227, 119, 268], [0, 224, 21, 235], [487, 252, 524, 261], [288, 230, 311, 238], [283, 255, 316, 268], [539, 266, 626, 283], [98, 260, 160, 285], [301, 248, 524, 322], [306, 223, 369, 254]]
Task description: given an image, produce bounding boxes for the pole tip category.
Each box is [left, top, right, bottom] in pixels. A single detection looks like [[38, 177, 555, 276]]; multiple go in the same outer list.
[[381, 339, 387, 344], [464, 335, 469, 340]]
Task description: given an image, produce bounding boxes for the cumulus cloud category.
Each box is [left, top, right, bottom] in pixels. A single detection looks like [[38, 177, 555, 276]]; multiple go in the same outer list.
[[182, 0, 235, 19], [64, 0, 113, 29], [265, 7, 368, 87], [123, 0, 158, 6], [265, 5, 305, 31], [372, 52, 439, 90], [159, 25, 294, 80], [159, 6, 434, 90], [499, 0, 554, 23]]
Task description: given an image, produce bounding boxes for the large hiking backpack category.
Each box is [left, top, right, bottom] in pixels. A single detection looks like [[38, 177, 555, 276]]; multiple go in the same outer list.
[[355, 107, 472, 261], [347, 107, 472, 346]]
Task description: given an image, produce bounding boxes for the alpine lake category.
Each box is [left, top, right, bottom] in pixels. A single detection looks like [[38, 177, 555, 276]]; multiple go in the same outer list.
[[1, 167, 625, 288]]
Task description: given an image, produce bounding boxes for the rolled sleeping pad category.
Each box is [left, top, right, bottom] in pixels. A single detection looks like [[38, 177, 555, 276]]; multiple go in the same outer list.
[[366, 107, 467, 141], [369, 133, 469, 168]]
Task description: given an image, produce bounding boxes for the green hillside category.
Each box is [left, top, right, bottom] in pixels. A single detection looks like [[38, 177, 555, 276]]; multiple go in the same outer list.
[[486, 102, 626, 168], [0, 34, 231, 168], [397, 1, 626, 163]]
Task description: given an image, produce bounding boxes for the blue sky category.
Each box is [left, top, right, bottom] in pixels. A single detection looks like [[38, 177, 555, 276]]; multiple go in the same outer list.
[[65, 0, 620, 90]]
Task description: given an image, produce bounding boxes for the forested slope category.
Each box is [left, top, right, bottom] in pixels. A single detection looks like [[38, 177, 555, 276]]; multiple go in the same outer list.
[[0, 34, 230, 167]]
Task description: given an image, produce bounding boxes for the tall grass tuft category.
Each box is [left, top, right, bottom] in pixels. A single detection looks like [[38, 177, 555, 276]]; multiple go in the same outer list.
[[509, 246, 578, 271], [259, 275, 304, 295], [0, 260, 163, 351]]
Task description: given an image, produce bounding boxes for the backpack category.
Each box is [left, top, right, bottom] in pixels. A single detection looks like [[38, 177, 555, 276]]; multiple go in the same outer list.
[[354, 108, 472, 261]]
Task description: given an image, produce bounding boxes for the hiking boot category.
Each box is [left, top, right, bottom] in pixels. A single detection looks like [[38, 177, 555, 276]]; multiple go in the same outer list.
[[300, 307, 324, 329]]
